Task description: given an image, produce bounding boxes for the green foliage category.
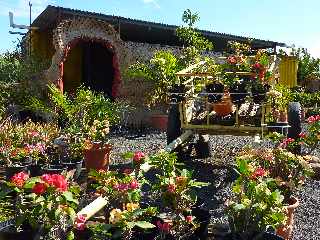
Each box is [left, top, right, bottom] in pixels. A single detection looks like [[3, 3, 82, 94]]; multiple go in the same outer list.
[[48, 84, 122, 142], [127, 9, 214, 109], [228, 177, 286, 238], [127, 51, 181, 107], [293, 48, 320, 83]]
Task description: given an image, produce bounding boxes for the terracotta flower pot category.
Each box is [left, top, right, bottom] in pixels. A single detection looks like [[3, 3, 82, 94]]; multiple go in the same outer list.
[[276, 197, 299, 240], [213, 94, 233, 116], [150, 114, 168, 131], [278, 111, 288, 122], [83, 143, 112, 171]]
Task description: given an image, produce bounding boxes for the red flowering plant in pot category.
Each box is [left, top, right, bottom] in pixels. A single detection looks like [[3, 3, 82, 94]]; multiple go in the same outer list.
[[0, 171, 80, 239], [148, 151, 210, 239], [80, 156, 157, 239], [0, 120, 60, 179], [236, 147, 313, 239], [226, 155, 287, 240]]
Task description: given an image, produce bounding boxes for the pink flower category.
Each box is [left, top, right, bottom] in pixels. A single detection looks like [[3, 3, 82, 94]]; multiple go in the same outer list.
[[251, 168, 266, 179], [307, 115, 320, 123], [185, 215, 193, 223], [11, 172, 29, 188], [279, 138, 295, 148], [35, 143, 46, 154], [156, 220, 171, 233], [113, 183, 129, 192], [74, 214, 86, 231], [129, 179, 139, 189], [299, 132, 307, 138], [167, 184, 176, 193], [133, 151, 145, 163], [28, 131, 39, 137], [227, 56, 237, 64], [41, 174, 53, 185], [32, 182, 47, 195]]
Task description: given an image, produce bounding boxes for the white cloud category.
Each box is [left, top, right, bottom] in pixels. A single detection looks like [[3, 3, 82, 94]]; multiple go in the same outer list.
[[309, 44, 320, 58], [0, 0, 55, 18], [142, 0, 160, 9]]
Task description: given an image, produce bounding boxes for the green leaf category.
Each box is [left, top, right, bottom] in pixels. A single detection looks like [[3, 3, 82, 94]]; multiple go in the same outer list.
[[121, 152, 134, 160], [24, 177, 40, 189], [66, 231, 75, 240], [62, 191, 79, 204], [233, 204, 245, 211], [134, 221, 155, 229]]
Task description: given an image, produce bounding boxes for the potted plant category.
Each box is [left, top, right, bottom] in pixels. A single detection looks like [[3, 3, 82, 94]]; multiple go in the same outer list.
[[83, 119, 112, 170], [149, 152, 211, 239], [226, 159, 287, 240], [126, 10, 213, 131], [48, 85, 121, 171], [236, 146, 313, 239], [0, 172, 79, 239]]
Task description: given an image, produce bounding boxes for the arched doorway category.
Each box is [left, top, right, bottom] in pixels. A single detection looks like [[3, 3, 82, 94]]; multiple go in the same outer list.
[[63, 39, 116, 99]]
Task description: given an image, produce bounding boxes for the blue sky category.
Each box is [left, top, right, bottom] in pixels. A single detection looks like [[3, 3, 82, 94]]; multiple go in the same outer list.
[[1, 0, 320, 57]]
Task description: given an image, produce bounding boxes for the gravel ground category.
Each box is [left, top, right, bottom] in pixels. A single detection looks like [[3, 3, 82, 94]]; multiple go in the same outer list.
[[108, 128, 320, 240]]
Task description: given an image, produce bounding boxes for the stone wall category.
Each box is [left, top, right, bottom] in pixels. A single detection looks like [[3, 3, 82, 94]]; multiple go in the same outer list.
[[118, 41, 222, 127]]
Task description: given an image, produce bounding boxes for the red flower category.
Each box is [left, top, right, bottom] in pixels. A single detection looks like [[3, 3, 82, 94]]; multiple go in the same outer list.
[[123, 168, 133, 175], [299, 132, 307, 138], [32, 182, 47, 195], [185, 215, 193, 223], [129, 179, 139, 189], [75, 214, 87, 231], [227, 56, 237, 64], [41, 174, 68, 192], [11, 172, 29, 188], [252, 62, 262, 69], [50, 174, 68, 192], [41, 174, 53, 185], [133, 151, 145, 163], [156, 220, 171, 233], [251, 168, 266, 179], [167, 184, 176, 193]]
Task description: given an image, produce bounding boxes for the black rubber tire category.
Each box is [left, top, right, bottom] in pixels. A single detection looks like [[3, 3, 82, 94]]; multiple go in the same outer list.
[[287, 102, 302, 154], [166, 104, 182, 145]]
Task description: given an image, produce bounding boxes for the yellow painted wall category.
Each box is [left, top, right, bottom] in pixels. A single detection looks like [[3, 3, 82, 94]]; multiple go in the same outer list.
[[63, 44, 83, 92], [31, 30, 55, 61], [279, 56, 298, 88]]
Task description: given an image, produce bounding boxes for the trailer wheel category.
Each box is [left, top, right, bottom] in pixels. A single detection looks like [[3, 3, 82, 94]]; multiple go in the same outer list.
[[195, 134, 212, 158], [166, 104, 194, 159], [167, 104, 182, 145], [288, 102, 302, 154]]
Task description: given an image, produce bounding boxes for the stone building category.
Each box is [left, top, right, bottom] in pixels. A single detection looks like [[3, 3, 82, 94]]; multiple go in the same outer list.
[[29, 5, 287, 126]]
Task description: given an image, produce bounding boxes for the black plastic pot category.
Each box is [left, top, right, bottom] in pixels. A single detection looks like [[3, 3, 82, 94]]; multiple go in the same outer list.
[[5, 158, 32, 180], [61, 159, 83, 180], [169, 84, 186, 102], [29, 163, 43, 177], [190, 207, 211, 240], [0, 220, 34, 240], [206, 82, 224, 103], [230, 82, 248, 105], [40, 164, 67, 175], [251, 84, 270, 104]]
